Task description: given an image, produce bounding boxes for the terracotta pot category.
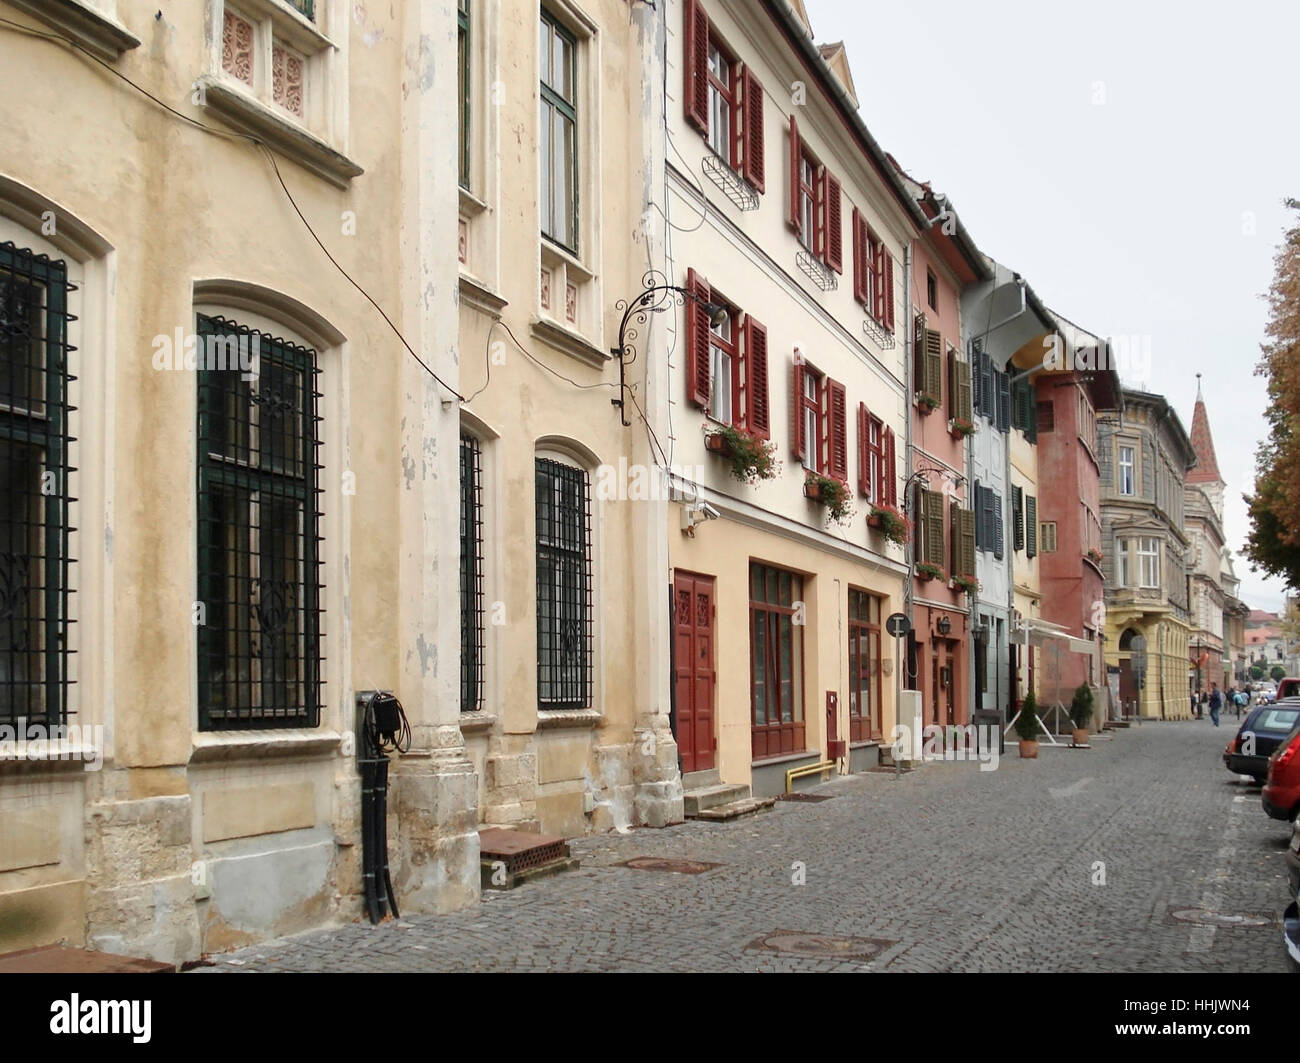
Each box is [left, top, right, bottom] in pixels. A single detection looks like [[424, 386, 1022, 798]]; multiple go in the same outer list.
[[1072, 728, 1090, 747], [804, 481, 822, 501], [915, 570, 937, 582], [705, 434, 736, 458], [867, 514, 883, 529], [1019, 739, 1039, 759]]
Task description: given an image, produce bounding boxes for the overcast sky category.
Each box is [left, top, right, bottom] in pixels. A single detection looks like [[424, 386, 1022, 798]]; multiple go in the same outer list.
[[806, 0, 1296, 612]]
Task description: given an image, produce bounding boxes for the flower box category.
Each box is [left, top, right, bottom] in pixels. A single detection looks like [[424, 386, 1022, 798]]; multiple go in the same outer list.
[[915, 563, 944, 582], [804, 473, 853, 526], [915, 393, 940, 415], [704, 425, 779, 485], [948, 417, 976, 439]]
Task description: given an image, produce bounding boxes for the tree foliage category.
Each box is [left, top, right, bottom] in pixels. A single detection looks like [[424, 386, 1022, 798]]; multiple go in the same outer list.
[[1270, 664, 1286, 682], [1246, 199, 1300, 586]]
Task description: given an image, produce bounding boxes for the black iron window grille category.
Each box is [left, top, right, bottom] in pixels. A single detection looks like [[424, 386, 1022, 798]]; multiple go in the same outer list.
[[460, 433, 484, 712], [196, 313, 323, 731], [535, 457, 591, 709], [0, 242, 77, 728]]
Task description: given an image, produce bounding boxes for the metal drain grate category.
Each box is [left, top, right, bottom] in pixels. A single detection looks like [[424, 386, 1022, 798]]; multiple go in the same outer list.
[[746, 930, 895, 961], [478, 829, 568, 874], [776, 792, 833, 803], [1166, 907, 1275, 929], [617, 856, 721, 875]]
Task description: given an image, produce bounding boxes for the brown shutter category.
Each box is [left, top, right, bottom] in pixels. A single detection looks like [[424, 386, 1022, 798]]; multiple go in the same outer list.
[[957, 357, 972, 422], [950, 501, 960, 576], [851, 209, 867, 304], [884, 426, 896, 507], [884, 252, 895, 329], [825, 171, 843, 273], [827, 378, 847, 481], [960, 506, 976, 577], [685, 268, 712, 409], [791, 359, 805, 461], [924, 490, 945, 568], [743, 315, 770, 439], [923, 328, 943, 403], [787, 113, 800, 232], [742, 66, 765, 193], [857, 402, 870, 496], [683, 0, 709, 134]]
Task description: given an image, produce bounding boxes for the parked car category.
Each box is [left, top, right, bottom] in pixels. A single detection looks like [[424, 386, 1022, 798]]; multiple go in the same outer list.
[[1286, 818, 1299, 899], [1262, 725, 1300, 822], [1278, 677, 1300, 701], [1224, 701, 1300, 783]]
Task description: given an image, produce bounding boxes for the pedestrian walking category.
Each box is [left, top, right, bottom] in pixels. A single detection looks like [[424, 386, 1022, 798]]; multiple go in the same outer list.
[[1208, 682, 1222, 727]]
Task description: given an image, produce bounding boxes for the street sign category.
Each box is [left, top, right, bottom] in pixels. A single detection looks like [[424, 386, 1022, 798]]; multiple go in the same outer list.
[[886, 613, 910, 638], [1130, 635, 1147, 653]]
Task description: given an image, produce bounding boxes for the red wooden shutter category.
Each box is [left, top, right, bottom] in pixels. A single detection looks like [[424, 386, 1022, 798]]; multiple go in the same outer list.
[[883, 252, 895, 329], [685, 267, 712, 409], [851, 209, 867, 304], [743, 315, 770, 439], [871, 237, 884, 321], [683, 0, 709, 134], [825, 171, 843, 273], [827, 378, 848, 481], [791, 359, 805, 461], [884, 426, 897, 506], [857, 402, 870, 496], [787, 113, 801, 231], [742, 66, 765, 193]]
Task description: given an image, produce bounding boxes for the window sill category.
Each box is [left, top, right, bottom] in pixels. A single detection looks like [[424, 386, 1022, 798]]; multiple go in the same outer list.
[[541, 238, 594, 284], [239, 0, 336, 54], [8, 0, 140, 61], [190, 728, 344, 764], [536, 708, 602, 731], [197, 76, 363, 189], [529, 316, 609, 370], [751, 748, 819, 767], [459, 186, 489, 218], [459, 711, 497, 734], [459, 275, 508, 321]]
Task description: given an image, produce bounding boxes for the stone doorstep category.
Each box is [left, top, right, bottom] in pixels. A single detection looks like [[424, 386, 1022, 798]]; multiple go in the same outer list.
[[682, 783, 751, 815], [0, 944, 174, 974], [687, 796, 777, 822]]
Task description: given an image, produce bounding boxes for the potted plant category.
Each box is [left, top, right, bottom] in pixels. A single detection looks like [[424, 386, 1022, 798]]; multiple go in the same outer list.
[[1070, 683, 1094, 748], [1086, 547, 1103, 566], [914, 562, 944, 582], [916, 392, 940, 415], [948, 416, 976, 439], [804, 472, 853, 526], [867, 504, 909, 545], [704, 424, 779, 485], [1015, 691, 1040, 758], [950, 573, 979, 596]]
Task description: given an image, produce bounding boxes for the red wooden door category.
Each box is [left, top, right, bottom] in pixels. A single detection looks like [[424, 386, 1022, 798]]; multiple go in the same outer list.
[[673, 571, 716, 773]]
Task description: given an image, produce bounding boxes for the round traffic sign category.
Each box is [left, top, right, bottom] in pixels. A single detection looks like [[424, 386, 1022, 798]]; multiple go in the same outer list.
[[886, 613, 910, 637]]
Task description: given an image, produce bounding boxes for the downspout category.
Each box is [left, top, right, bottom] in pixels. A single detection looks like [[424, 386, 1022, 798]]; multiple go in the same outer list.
[[903, 240, 914, 647]]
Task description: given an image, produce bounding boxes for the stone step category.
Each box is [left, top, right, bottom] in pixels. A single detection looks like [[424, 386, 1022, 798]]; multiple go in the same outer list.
[[681, 768, 721, 791], [688, 796, 777, 822], [683, 783, 751, 815]]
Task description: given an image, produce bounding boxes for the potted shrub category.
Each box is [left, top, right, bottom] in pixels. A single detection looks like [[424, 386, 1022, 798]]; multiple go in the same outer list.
[[867, 504, 909, 545], [951, 573, 979, 596], [948, 416, 976, 439], [1070, 683, 1094, 747], [916, 392, 940, 415], [704, 424, 779, 485], [914, 562, 944, 582], [1015, 691, 1040, 758], [804, 472, 853, 526], [1086, 547, 1103, 566]]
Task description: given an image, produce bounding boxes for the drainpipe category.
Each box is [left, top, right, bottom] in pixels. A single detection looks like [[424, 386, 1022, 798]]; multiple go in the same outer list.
[[903, 240, 914, 651]]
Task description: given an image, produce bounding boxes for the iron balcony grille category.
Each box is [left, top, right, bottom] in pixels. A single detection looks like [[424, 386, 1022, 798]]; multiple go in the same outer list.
[[535, 457, 591, 710], [460, 433, 484, 711], [196, 313, 323, 731], [0, 242, 77, 728]]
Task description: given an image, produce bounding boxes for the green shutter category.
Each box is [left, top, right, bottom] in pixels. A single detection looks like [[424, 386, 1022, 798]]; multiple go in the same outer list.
[[960, 506, 976, 578], [957, 357, 972, 423], [1026, 495, 1038, 558], [924, 489, 945, 569], [1012, 485, 1024, 552]]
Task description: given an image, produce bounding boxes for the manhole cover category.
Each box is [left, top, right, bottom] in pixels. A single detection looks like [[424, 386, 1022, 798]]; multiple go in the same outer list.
[[776, 793, 833, 803], [617, 856, 720, 874], [746, 930, 895, 960], [1167, 907, 1274, 928]]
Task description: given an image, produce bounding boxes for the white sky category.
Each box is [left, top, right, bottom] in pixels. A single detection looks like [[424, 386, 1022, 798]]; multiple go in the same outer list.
[[806, 0, 1296, 612]]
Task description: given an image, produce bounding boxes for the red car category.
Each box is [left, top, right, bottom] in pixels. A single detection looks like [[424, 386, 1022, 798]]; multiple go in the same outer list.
[[1263, 726, 1300, 822]]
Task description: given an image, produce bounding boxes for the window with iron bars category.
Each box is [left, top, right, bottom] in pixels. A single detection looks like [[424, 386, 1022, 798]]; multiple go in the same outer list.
[[0, 242, 77, 728], [535, 457, 591, 709], [196, 313, 323, 731], [460, 433, 484, 712]]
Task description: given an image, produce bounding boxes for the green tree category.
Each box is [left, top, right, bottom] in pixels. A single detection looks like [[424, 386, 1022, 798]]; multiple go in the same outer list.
[[1270, 664, 1286, 682], [1250, 664, 1265, 680], [1246, 199, 1300, 586]]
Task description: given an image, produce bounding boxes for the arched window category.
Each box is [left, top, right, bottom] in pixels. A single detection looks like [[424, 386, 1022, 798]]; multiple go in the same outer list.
[[535, 449, 592, 710]]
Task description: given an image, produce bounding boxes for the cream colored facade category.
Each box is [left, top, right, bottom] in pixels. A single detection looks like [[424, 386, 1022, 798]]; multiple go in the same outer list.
[[0, 0, 483, 963]]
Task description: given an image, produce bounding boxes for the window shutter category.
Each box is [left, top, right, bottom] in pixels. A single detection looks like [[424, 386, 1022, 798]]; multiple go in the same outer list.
[[883, 253, 895, 329], [857, 402, 870, 497], [787, 113, 800, 232], [924, 490, 945, 569], [1026, 496, 1038, 558], [1012, 484, 1024, 552], [825, 171, 842, 273], [683, 0, 709, 134], [741, 66, 765, 193], [685, 267, 711, 409], [980, 351, 994, 420], [1026, 383, 1038, 444], [979, 483, 993, 551], [971, 344, 982, 415], [960, 506, 976, 578], [956, 357, 972, 423], [743, 315, 769, 439], [827, 378, 847, 480], [923, 328, 943, 403], [851, 210, 867, 304], [791, 359, 805, 461], [993, 491, 1004, 561], [949, 500, 960, 577], [884, 427, 896, 507], [996, 370, 1011, 433]]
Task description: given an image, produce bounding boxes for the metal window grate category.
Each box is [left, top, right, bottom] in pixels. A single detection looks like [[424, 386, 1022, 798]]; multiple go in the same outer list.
[[535, 457, 591, 709], [460, 433, 484, 712], [284, 0, 315, 20], [196, 314, 323, 731], [0, 242, 77, 727]]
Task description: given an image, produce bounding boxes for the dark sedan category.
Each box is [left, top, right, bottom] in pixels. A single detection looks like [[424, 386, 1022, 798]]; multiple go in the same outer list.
[[1223, 700, 1300, 783]]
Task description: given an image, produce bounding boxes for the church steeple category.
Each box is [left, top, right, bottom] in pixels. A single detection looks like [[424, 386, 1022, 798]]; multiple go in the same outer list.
[[1186, 378, 1224, 521]]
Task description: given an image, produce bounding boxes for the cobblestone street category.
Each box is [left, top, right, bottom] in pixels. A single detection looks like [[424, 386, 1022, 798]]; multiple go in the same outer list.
[[199, 720, 1295, 973]]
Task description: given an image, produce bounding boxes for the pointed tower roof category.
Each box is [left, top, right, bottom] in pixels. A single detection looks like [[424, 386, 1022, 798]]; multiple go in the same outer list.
[[1186, 375, 1223, 484]]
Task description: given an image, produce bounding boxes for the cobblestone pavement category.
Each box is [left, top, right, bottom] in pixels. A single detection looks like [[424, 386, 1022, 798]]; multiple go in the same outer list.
[[198, 720, 1296, 972]]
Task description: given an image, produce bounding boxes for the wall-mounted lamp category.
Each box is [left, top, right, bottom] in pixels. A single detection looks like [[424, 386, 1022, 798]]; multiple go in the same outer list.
[[937, 615, 952, 636], [611, 270, 727, 427]]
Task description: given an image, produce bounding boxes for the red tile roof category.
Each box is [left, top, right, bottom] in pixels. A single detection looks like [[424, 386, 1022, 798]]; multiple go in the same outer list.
[[1186, 396, 1222, 483]]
